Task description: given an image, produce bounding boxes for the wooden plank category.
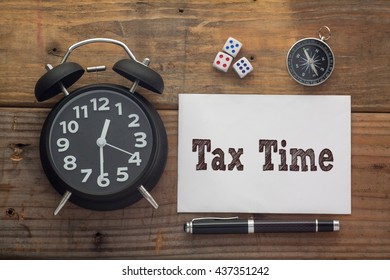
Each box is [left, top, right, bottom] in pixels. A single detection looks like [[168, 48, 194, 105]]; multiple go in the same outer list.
[[0, 1, 389, 111], [0, 108, 389, 259]]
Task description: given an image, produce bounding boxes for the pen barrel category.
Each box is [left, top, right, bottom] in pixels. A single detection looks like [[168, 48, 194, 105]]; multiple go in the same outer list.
[[189, 220, 249, 234], [254, 220, 337, 233]]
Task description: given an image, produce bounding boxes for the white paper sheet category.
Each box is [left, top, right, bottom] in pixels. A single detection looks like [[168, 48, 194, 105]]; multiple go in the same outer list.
[[177, 94, 351, 214]]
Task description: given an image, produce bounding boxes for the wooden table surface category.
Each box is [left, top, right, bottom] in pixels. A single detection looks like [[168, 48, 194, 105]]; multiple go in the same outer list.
[[1, 0, 389, 259]]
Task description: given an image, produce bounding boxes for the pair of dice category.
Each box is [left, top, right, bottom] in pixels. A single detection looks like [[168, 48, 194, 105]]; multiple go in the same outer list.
[[213, 37, 253, 78]]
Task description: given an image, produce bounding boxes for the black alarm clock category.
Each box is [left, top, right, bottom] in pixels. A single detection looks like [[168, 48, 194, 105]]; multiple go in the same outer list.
[[34, 38, 168, 215], [286, 26, 335, 86]]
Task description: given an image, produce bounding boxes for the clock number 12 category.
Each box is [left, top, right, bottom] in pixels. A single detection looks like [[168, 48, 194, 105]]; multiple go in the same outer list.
[[73, 100, 124, 118]]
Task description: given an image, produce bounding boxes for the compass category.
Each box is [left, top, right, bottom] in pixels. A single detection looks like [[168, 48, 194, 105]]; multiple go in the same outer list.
[[286, 26, 335, 86]]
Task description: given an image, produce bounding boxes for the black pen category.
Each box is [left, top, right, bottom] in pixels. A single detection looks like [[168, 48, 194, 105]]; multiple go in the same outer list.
[[184, 217, 340, 234]]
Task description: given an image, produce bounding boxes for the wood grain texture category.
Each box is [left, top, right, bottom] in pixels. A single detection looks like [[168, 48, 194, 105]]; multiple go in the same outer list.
[[0, 0, 389, 111], [0, 109, 389, 259], [0, 0, 389, 259]]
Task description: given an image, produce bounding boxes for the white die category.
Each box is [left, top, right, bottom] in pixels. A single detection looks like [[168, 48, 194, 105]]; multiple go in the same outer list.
[[233, 57, 253, 78], [222, 37, 242, 58], [213, 51, 233, 72]]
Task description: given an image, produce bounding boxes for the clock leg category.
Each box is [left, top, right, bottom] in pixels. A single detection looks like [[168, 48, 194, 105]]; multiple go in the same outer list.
[[137, 185, 159, 209], [54, 190, 72, 215]]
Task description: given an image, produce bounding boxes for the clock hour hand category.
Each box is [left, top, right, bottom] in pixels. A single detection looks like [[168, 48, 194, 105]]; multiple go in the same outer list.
[[100, 119, 110, 140], [96, 119, 110, 149]]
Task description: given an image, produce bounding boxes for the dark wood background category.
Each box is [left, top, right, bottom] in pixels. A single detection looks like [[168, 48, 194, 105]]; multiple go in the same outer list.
[[0, 0, 389, 259]]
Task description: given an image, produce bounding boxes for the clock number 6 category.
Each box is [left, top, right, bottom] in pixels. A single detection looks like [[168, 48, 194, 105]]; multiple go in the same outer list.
[[97, 173, 110, 187]]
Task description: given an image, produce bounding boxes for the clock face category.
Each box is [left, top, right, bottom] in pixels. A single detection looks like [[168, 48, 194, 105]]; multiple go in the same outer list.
[[40, 84, 167, 210], [286, 38, 334, 86]]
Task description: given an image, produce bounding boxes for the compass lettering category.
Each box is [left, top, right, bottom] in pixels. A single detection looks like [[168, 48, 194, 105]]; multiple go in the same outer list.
[[192, 139, 333, 172]]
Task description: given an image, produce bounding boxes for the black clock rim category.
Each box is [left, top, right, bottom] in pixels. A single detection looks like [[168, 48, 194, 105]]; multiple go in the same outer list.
[[39, 83, 168, 211], [286, 37, 335, 86]]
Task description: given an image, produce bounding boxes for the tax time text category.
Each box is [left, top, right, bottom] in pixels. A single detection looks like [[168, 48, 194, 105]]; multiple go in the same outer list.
[[192, 139, 334, 172]]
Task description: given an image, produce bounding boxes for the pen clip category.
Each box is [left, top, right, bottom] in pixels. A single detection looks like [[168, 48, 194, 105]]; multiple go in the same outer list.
[[191, 216, 239, 222]]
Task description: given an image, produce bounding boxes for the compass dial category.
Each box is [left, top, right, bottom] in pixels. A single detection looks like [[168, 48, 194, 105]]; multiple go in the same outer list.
[[287, 38, 334, 86]]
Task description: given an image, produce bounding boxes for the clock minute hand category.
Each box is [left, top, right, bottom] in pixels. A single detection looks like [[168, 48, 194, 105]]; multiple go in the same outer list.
[[97, 119, 110, 184], [105, 142, 134, 156], [99, 146, 104, 176]]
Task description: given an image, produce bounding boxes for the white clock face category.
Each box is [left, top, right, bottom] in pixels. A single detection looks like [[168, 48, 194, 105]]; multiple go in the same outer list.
[[46, 87, 154, 197]]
